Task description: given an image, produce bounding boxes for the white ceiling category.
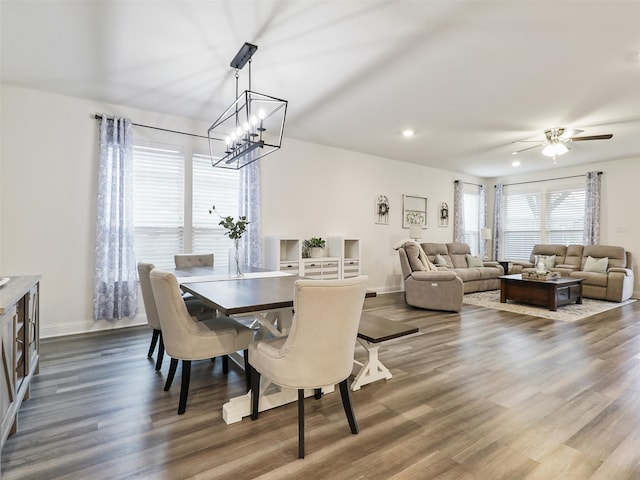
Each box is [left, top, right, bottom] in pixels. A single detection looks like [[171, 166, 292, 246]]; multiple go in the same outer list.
[[2, 0, 639, 178]]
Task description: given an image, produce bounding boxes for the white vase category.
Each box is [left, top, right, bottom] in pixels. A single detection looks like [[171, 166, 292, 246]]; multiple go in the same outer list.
[[309, 247, 324, 258], [228, 242, 244, 278]]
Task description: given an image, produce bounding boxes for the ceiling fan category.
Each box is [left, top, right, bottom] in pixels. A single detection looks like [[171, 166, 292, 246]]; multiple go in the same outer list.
[[512, 127, 613, 158]]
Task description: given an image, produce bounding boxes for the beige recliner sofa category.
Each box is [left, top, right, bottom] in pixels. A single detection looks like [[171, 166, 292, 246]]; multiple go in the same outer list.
[[511, 244, 634, 302], [420, 242, 504, 293], [398, 241, 464, 312]]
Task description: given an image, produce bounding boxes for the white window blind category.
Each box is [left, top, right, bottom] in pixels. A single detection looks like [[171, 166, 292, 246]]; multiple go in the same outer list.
[[463, 190, 480, 254], [503, 189, 542, 260], [192, 153, 240, 267], [546, 185, 585, 245], [501, 180, 585, 260], [132, 144, 184, 269]]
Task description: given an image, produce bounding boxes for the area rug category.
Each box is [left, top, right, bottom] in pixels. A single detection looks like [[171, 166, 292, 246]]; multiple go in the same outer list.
[[463, 290, 635, 322]]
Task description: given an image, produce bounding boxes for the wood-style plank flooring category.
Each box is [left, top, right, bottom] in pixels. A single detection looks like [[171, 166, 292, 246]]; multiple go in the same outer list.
[[3, 292, 640, 479]]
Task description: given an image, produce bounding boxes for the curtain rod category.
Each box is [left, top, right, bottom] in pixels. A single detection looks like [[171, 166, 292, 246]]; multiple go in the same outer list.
[[496, 171, 602, 187], [93, 114, 210, 140], [455, 180, 484, 187]]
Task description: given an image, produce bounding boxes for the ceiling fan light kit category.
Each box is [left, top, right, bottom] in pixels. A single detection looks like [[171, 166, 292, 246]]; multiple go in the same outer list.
[[512, 126, 613, 161]]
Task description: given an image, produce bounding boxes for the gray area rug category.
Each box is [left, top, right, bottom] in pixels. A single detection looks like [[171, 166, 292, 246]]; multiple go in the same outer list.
[[463, 290, 635, 322]]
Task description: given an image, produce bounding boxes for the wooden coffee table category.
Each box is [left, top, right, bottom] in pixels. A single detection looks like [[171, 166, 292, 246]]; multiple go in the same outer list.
[[499, 274, 583, 311]]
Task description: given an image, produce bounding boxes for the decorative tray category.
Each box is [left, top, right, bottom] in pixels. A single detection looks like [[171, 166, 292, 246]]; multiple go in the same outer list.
[[0, 277, 9, 288], [523, 271, 560, 281]]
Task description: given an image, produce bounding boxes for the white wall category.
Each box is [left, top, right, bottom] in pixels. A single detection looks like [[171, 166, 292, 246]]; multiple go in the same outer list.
[[1, 85, 480, 337]]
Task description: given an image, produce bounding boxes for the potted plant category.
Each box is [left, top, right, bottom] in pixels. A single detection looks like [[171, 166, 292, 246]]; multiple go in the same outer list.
[[303, 237, 326, 258]]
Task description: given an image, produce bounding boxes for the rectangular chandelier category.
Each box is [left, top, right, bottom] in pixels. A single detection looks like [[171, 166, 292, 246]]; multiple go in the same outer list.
[[208, 42, 288, 169], [208, 90, 287, 169]]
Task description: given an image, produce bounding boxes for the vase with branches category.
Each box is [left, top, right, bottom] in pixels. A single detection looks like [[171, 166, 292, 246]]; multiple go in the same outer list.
[[210, 205, 250, 277]]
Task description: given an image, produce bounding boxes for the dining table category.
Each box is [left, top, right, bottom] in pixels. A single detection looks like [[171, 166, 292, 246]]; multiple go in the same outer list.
[[167, 265, 381, 424]]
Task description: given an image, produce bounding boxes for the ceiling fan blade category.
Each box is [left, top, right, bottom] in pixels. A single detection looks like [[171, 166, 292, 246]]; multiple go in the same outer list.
[[560, 128, 584, 139], [570, 134, 613, 141], [512, 143, 544, 154]]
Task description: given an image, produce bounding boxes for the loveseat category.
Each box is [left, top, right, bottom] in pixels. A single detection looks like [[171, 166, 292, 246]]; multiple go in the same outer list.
[[510, 244, 634, 302], [420, 242, 504, 293]]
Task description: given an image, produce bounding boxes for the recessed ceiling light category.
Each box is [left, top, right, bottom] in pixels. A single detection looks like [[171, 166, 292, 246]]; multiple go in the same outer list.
[[402, 129, 414, 138], [512, 160, 521, 167]]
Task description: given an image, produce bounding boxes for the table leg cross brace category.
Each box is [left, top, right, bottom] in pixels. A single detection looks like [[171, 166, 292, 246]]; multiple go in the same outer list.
[[351, 338, 392, 391]]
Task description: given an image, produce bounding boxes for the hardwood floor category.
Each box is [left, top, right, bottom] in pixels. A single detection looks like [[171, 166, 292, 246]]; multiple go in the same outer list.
[[3, 292, 640, 479]]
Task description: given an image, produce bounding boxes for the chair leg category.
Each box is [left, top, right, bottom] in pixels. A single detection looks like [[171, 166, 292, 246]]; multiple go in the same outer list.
[[164, 358, 178, 391], [243, 350, 251, 392], [222, 355, 229, 374], [250, 366, 261, 420], [339, 379, 359, 434], [314, 388, 322, 400], [155, 334, 164, 371], [178, 360, 191, 415], [298, 389, 305, 459], [147, 329, 160, 358]]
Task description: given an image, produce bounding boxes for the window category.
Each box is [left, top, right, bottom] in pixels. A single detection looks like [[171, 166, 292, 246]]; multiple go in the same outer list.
[[463, 188, 480, 254], [132, 144, 240, 270], [501, 180, 585, 260], [132, 144, 184, 269], [192, 153, 240, 262]]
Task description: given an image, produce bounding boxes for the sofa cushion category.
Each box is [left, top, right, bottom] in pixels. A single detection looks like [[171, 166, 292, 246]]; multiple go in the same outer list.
[[584, 256, 608, 274], [583, 245, 626, 269], [403, 241, 437, 272], [570, 271, 609, 287], [466, 254, 484, 267], [446, 242, 472, 269]]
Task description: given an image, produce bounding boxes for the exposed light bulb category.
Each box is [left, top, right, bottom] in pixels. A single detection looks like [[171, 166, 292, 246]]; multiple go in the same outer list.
[[402, 129, 414, 138]]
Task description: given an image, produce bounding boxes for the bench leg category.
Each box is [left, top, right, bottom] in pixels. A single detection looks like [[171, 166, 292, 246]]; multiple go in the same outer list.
[[351, 339, 392, 391]]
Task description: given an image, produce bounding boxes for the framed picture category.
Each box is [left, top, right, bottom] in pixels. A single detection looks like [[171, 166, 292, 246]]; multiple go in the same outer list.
[[375, 194, 389, 225], [438, 202, 449, 227], [403, 194, 427, 228]]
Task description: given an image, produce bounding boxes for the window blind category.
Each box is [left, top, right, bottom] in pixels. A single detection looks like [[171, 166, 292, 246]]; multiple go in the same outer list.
[[132, 144, 184, 269], [192, 153, 240, 266]]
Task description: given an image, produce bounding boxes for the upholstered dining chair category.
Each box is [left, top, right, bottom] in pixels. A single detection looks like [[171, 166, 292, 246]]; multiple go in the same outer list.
[[150, 269, 254, 414], [137, 262, 165, 371], [249, 276, 369, 458], [174, 253, 214, 268], [174, 253, 216, 316]]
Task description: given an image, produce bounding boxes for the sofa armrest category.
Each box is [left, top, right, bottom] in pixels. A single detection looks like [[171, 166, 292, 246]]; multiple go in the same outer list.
[[482, 261, 499, 267], [411, 271, 459, 282], [608, 267, 633, 276], [512, 261, 534, 268]]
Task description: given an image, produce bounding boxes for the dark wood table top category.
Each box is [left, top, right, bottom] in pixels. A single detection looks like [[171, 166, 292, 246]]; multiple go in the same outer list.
[[181, 274, 304, 316], [499, 274, 583, 285], [180, 272, 377, 317], [357, 313, 418, 343]]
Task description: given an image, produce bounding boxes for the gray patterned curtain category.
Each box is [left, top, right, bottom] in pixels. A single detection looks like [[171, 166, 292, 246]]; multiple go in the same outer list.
[[584, 171, 602, 245], [453, 180, 465, 242], [93, 115, 138, 320], [478, 185, 487, 257], [239, 160, 262, 267], [493, 184, 504, 261]]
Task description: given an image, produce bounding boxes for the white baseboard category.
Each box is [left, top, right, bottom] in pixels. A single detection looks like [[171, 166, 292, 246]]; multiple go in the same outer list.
[[41, 314, 148, 338]]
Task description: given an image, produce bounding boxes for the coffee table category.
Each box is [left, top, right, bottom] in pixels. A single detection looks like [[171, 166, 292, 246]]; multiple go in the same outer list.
[[499, 274, 583, 311]]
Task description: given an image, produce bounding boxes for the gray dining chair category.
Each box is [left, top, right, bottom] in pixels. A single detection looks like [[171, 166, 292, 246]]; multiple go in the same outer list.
[[249, 276, 369, 458], [174, 253, 214, 268], [137, 262, 165, 370], [150, 269, 254, 414], [174, 253, 216, 316]]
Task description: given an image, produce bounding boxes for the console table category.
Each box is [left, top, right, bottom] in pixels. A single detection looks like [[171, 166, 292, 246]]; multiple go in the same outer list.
[[0, 276, 40, 452]]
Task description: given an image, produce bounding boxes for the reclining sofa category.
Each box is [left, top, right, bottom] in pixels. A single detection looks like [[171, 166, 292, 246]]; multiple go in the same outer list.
[[510, 244, 634, 302]]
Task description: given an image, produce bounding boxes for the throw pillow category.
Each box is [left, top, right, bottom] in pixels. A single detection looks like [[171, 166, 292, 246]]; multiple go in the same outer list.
[[466, 254, 484, 268], [545, 255, 556, 269], [584, 256, 608, 274], [434, 254, 448, 267]]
